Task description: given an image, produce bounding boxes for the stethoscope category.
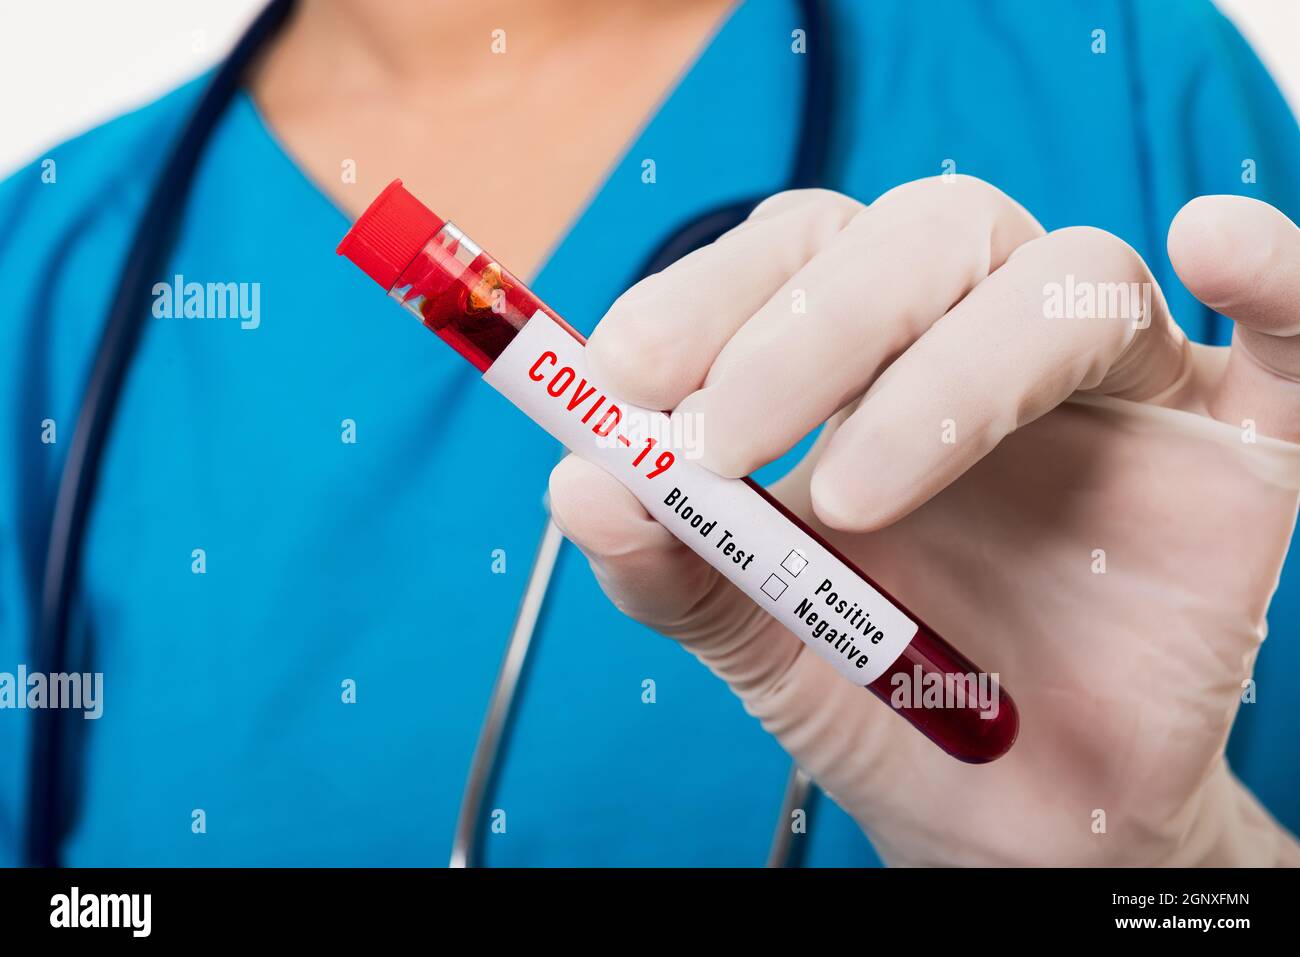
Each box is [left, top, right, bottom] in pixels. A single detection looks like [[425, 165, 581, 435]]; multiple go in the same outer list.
[[26, 0, 835, 868]]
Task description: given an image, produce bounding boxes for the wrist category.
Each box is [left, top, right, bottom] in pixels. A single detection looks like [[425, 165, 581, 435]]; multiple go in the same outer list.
[[1176, 769, 1300, 867]]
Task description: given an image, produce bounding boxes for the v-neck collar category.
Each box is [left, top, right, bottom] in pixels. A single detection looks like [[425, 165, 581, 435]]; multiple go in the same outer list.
[[229, 0, 797, 334]]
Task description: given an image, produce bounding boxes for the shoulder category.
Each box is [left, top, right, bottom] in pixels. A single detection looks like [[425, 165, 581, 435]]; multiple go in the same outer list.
[[0, 72, 211, 269], [1131, 0, 1295, 108], [823, 0, 1288, 108], [0, 72, 215, 433]]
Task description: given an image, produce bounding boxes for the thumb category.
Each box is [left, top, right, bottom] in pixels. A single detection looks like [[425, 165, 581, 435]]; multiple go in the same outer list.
[[547, 454, 807, 696], [1167, 195, 1300, 441], [548, 453, 911, 813]]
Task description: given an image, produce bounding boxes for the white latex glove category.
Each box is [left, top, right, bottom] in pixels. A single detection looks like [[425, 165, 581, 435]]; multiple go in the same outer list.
[[548, 179, 1300, 866]]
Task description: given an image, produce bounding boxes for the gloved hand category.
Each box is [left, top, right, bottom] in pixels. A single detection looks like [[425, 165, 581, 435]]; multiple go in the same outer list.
[[548, 178, 1300, 866]]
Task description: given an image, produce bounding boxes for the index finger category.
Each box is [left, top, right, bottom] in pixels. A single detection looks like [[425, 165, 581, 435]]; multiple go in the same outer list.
[[810, 226, 1189, 531], [586, 189, 864, 410]]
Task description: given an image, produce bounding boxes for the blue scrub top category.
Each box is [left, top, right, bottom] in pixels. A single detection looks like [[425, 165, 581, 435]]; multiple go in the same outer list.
[[2, 0, 1298, 866]]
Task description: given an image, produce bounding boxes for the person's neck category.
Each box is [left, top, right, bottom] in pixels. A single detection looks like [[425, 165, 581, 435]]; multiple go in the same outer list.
[[261, 0, 720, 100], [248, 0, 736, 276]]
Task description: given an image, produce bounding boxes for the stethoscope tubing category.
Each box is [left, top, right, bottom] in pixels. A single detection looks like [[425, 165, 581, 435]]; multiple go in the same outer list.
[[450, 516, 565, 868], [25, 0, 297, 869]]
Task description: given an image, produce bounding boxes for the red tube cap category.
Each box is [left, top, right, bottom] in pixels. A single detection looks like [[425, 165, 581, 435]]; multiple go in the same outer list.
[[336, 179, 444, 290]]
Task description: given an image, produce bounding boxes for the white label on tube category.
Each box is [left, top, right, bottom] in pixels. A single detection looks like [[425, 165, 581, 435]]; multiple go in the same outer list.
[[484, 311, 918, 686]]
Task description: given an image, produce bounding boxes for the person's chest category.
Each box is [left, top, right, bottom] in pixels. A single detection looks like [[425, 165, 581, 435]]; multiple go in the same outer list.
[[56, 16, 819, 860]]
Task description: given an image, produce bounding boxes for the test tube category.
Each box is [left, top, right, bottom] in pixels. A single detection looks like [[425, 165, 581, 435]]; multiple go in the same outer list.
[[338, 180, 1019, 763]]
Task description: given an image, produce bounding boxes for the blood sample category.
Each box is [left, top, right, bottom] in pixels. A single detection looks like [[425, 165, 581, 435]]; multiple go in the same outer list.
[[338, 179, 1019, 763]]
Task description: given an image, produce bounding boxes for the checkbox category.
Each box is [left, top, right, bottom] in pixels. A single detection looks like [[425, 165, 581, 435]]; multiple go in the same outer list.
[[781, 549, 808, 577], [761, 574, 788, 600]]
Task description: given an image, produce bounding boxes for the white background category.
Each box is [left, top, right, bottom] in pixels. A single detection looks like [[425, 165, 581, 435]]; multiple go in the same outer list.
[[0, 0, 1297, 178]]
